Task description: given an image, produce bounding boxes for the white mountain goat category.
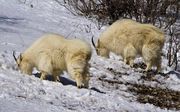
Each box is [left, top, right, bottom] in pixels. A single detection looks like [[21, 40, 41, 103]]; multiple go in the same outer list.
[[92, 19, 165, 71], [13, 34, 92, 88]]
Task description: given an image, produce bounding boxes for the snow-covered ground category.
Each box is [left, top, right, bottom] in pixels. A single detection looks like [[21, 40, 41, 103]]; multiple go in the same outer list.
[[0, 0, 179, 112]]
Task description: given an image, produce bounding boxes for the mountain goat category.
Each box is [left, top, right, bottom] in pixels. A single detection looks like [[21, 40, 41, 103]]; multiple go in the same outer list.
[[92, 19, 165, 71], [13, 34, 92, 88]]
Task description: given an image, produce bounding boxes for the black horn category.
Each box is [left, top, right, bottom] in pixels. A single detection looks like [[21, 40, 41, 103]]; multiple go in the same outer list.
[[91, 36, 96, 48], [13, 51, 17, 62]]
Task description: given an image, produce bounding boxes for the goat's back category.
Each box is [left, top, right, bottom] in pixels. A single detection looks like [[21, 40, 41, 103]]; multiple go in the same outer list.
[[24, 34, 65, 54]]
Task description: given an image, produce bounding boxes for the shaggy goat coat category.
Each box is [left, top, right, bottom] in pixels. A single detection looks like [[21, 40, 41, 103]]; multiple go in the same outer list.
[[94, 19, 165, 71], [15, 34, 92, 88]]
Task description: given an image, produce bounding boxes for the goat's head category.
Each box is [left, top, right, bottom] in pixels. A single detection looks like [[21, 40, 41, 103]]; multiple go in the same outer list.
[[91, 36, 109, 58], [13, 51, 23, 68]]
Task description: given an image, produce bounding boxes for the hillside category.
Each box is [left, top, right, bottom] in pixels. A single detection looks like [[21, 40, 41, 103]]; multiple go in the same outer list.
[[0, 0, 179, 112]]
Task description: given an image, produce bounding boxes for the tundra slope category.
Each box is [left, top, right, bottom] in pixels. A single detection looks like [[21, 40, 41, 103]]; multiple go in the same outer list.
[[0, 0, 179, 111]]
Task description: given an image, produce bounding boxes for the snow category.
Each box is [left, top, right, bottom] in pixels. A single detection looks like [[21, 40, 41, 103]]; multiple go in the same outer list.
[[0, 0, 179, 112]]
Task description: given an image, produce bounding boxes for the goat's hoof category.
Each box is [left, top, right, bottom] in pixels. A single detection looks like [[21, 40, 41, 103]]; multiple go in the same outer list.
[[77, 84, 88, 89], [77, 85, 83, 89]]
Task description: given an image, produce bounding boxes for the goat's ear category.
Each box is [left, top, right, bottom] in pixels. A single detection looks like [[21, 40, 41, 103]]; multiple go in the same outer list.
[[97, 39, 100, 48], [19, 53, 23, 62], [13, 51, 17, 62]]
